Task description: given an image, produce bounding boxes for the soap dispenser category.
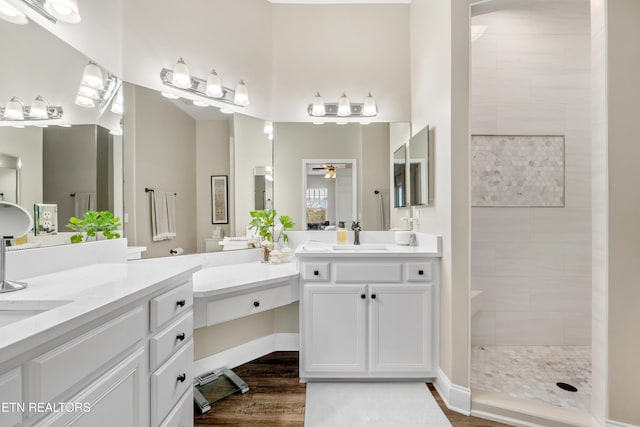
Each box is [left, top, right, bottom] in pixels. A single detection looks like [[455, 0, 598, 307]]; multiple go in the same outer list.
[[336, 221, 348, 244]]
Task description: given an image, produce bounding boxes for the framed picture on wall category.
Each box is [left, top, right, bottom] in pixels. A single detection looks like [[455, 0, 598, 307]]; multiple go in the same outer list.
[[211, 175, 229, 224]]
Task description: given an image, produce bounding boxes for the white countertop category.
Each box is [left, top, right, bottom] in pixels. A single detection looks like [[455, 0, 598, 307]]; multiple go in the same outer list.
[[193, 261, 299, 298], [0, 258, 203, 364], [294, 242, 442, 258]]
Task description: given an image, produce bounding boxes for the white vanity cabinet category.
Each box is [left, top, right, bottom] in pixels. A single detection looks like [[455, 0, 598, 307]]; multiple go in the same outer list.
[[299, 254, 439, 380]]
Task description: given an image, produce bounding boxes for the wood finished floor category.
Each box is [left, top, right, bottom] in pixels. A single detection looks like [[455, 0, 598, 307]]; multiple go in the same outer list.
[[194, 351, 512, 427]]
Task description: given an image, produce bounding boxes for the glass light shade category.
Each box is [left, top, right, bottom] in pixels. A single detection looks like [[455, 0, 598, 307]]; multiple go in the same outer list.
[[78, 85, 100, 99], [29, 96, 49, 119], [44, 0, 81, 23], [234, 80, 249, 106], [263, 120, 273, 134], [220, 108, 234, 114], [109, 127, 123, 136], [193, 100, 208, 107], [362, 93, 377, 116], [311, 92, 325, 116], [161, 92, 180, 100], [110, 86, 123, 114], [0, 0, 28, 24], [81, 62, 104, 90], [75, 94, 95, 108], [265, 174, 273, 182], [205, 70, 223, 98], [4, 97, 24, 120], [172, 58, 191, 89], [337, 92, 351, 117], [267, 133, 273, 141], [59, 123, 71, 127]]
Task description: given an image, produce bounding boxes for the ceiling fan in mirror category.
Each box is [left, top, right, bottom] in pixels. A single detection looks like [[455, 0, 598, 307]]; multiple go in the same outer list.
[[312, 164, 345, 180]]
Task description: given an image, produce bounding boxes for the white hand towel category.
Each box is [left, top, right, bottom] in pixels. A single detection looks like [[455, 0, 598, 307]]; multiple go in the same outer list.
[[74, 192, 96, 217], [151, 190, 177, 241]]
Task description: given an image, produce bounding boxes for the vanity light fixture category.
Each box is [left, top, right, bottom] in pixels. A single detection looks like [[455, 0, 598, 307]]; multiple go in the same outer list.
[[193, 100, 209, 107], [81, 61, 104, 89], [0, 96, 63, 121], [110, 85, 123, 114], [220, 108, 234, 114], [77, 85, 100, 100], [0, 0, 28, 24], [161, 92, 180, 100], [263, 120, 273, 135], [74, 94, 94, 108], [43, 0, 80, 23], [75, 62, 119, 112], [160, 59, 250, 108], [109, 119, 123, 136], [59, 123, 71, 127], [267, 133, 273, 141], [307, 92, 377, 118]]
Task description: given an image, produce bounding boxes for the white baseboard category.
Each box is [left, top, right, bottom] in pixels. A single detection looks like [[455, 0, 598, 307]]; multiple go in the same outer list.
[[607, 420, 639, 427], [194, 333, 299, 376], [433, 367, 471, 416]]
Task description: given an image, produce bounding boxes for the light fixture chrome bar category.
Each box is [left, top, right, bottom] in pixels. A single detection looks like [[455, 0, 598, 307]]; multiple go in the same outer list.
[[97, 75, 120, 112], [307, 102, 369, 117], [160, 68, 240, 106], [19, 0, 56, 23], [0, 106, 63, 121]]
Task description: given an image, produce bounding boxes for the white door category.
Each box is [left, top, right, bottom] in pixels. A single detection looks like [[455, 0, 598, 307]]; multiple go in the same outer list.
[[335, 170, 353, 224], [303, 284, 367, 375], [368, 284, 433, 375]]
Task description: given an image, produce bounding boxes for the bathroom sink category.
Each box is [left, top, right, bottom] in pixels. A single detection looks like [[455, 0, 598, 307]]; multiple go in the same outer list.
[[332, 244, 389, 251], [0, 300, 71, 328]]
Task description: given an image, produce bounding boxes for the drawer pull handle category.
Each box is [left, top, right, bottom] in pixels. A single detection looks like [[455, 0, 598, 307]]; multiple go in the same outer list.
[[371, 294, 377, 299], [418, 270, 424, 275], [313, 270, 319, 276], [176, 332, 186, 341], [360, 294, 366, 299], [176, 299, 186, 307], [253, 301, 260, 307], [177, 373, 186, 383]]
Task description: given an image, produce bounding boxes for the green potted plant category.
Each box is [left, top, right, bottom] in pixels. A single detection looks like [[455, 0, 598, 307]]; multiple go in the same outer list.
[[66, 210, 121, 243], [248, 209, 295, 262]]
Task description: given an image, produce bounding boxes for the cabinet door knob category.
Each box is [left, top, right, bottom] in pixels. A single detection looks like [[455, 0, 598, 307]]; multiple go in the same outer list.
[[313, 270, 319, 276], [418, 270, 424, 275], [253, 301, 260, 307], [360, 294, 366, 299], [177, 373, 186, 383], [176, 299, 186, 307], [371, 294, 377, 299], [176, 332, 186, 341]]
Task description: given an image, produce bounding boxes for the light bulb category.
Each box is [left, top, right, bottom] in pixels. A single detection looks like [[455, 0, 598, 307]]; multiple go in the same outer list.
[[205, 70, 223, 98], [29, 96, 49, 119], [44, 0, 81, 22], [337, 92, 351, 117], [172, 58, 191, 89], [234, 80, 249, 106], [110, 86, 124, 114], [4, 97, 24, 120], [81, 62, 104, 90], [0, 0, 28, 24], [263, 120, 273, 134], [362, 93, 377, 116], [311, 92, 325, 116], [78, 85, 100, 99], [75, 94, 95, 108]]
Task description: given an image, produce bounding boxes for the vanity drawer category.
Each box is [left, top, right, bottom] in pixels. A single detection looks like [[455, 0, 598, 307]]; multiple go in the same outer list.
[[151, 282, 193, 331], [406, 262, 433, 282], [206, 283, 292, 326], [151, 340, 193, 427], [0, 367, 21, 427], [25, 306, 145, 404], [150, 312, 194, 371], [301, 262, 330, 281], [334, 263, 402, 283], [159, 388, 193, 427]]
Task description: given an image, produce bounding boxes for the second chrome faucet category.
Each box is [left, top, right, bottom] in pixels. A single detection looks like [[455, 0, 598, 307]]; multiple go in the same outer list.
[[351, 221, 361, 245]]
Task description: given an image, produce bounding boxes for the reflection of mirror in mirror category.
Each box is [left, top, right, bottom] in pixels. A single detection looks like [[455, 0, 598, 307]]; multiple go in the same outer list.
[[303, 160, 356, 230], [409, 125, 429, 206], [393, 144, 407, 208], [0, 153, 20, 204], [253, 166, 273, 210]]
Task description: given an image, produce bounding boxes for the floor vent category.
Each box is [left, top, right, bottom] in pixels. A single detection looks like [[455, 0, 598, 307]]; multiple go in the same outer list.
[[556, 382, 578, 392]]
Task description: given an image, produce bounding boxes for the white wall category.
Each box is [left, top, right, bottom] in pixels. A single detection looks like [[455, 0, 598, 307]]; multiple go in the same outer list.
[[233, 114, 273, 236], [361, 123, 391, 231], [122, 0, 273, 119], [470, 1, 592, 347], [196, 120, 231, 252], [0, 127, 43, 213], [271, 4, 411, 122]]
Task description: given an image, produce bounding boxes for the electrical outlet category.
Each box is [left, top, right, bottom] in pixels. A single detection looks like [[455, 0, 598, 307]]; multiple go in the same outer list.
[[34, 203, 58, 235]]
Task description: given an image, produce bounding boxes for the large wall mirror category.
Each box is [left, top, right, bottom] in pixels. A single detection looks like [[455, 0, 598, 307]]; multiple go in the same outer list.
[[393, 144, 407, 208]]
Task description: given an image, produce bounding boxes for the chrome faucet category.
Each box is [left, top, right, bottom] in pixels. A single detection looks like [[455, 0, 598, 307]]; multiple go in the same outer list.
[[351, 221, 361, 245]]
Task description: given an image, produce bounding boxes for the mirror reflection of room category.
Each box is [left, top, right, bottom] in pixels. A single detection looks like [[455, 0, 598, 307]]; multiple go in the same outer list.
[[393, 144, 407, 208]]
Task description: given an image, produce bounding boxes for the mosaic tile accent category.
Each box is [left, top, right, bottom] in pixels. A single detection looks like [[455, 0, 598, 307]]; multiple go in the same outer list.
[[471, 345, 591, 412], [471, 135, 565, 207]]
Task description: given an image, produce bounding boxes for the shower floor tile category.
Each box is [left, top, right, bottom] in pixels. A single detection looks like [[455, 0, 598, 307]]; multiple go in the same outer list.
[[471, 346, 591, 412]]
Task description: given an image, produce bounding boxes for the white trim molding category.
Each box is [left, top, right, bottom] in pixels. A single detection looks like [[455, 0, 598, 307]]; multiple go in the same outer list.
[[607, 421, 640, 427], [434, 367, 471, 415], [194, 333, 299, 377]]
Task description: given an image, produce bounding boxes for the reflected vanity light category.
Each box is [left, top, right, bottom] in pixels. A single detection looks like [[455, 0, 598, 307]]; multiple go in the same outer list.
[[307, 91, 377, 118], [110, 85, 123, 114], [59, 123, 71, 127], [193, 100, 209, 107], [81, 61, 104, 89], [161, 58, 249, 108], [267, 133, 273, 141], [76, 62, 119, 111], [161, 92, 180, 100], [263, 120, 273, 134], [220, 108, 234, 114], [1, 96, 63, 121], [43, 0, 81, 23], [0, 0, 28, 24]]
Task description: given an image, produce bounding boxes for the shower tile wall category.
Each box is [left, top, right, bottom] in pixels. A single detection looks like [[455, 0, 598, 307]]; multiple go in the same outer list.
[[471, 0, 591, 346]]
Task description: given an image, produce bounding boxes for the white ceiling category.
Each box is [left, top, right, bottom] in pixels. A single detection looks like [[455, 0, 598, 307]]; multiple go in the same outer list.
[[269, 1, 410, 3]]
